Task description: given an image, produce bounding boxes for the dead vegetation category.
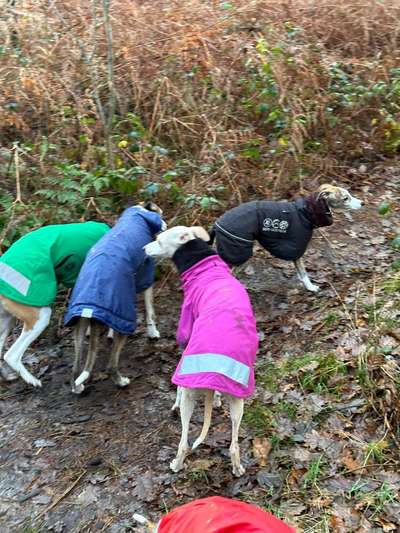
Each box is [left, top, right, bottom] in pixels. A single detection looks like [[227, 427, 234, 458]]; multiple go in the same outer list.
[[1, 0, 400, 215]]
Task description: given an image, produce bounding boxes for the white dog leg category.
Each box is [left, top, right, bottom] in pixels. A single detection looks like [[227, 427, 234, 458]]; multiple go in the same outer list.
[[294, 258, 320, 292], [0, 310, 17, 381], [213, 391, 222, 408], [228, 396, 245, 477], [172, 386, 182, 411], [107, 332, 130, 387], [144, 287, 160, 339], [170, 388, 196, 473], [0, 310, 14, 356], [4, 307, 51, 387]]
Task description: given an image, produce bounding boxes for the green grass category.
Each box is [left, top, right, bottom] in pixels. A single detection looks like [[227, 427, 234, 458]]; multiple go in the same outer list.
[[257, 352, 348, 395], [302, 455, 325, 489], [360, 482, 398, 518], [297, 353, 347, 394], [242, 401, 275, 434]]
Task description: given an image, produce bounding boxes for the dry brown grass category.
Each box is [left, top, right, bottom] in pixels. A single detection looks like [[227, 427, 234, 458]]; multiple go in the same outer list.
[[1, 0, 400, 212]]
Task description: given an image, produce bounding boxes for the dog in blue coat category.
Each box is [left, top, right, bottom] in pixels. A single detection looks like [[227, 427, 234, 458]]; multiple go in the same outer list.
[[64, 202, 166, 393]]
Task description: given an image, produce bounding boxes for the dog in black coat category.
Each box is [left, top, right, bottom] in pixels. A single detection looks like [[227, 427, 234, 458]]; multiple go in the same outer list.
[[210, 184, 363, 292]]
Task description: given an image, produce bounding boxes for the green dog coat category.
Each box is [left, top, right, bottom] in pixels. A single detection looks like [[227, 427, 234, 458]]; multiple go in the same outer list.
[[0, 222, 109, 307]]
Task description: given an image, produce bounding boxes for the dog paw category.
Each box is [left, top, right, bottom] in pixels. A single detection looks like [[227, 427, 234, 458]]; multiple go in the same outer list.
[[170, 459, 184, 473], [72, 383, 85, 394], [306, 283, 320, 293], [147, 325, 160, 339], [21, 370, 42, 388], [117, 376, 131, 388], [0, 363, 18, 382], [232, 463, 246, 477]]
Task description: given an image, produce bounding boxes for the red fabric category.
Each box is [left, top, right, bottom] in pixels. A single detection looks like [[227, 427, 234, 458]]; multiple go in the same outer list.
[[157, 496, 296, 533]]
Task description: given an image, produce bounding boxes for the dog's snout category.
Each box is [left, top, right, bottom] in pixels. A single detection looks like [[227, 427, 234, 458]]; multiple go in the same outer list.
[[360, 201, 365, 206]]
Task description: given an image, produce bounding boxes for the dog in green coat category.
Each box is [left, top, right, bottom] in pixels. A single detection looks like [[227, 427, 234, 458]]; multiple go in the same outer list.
[[0, 221, 109, 387]]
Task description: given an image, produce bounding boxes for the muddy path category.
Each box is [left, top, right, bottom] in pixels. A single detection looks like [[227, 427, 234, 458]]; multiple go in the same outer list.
[[1, 173, 399, 532]]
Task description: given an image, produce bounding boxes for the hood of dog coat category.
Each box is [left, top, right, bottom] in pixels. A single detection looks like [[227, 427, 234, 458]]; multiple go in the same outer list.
[[172, 238, 217, 274], [303, 192, 333, 228], [156, 496, 296, 533], [172, 251, 258, 398], [0, 221, 109, 307], [64, 207, 164, 335]]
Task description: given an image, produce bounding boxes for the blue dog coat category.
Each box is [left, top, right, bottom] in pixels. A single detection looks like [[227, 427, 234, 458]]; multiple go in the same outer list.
[[64, 207, 164, 334]]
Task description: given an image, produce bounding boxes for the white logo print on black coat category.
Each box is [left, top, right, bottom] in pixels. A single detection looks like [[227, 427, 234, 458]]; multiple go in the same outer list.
[[262, 218, 289, 233]]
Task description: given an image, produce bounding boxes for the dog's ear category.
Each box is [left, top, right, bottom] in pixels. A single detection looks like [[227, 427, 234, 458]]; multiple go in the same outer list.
[[143, 201, 163, 215], [178, 230, 192, 243], [318, 184, 334, 197], [191, 226, 210, 242], [317, 184, 338, 201]]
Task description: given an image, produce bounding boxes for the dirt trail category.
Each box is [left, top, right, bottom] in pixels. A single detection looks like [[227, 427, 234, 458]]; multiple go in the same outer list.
[[1, 174, 399, 532]]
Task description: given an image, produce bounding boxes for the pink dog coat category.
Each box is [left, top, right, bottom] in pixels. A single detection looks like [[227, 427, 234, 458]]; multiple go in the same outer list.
[[172, 242, 258, 398]]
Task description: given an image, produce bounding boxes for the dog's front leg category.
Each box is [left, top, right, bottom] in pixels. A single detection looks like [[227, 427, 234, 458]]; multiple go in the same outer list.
[[170, 388, 195, 473], [294, 258, 320, 292], [144, 286, 160, 339], [228, 396, 245, 476]]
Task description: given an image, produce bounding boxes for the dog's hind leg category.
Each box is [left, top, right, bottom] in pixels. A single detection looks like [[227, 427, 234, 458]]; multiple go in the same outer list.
[[171, 386, 182, 411], [170, 387, 196, 473], [72, 318, 89, 393], [213, 391, 222, 408], [4, 306, 51, 388], [294, 258, 320, 292], [74, 319, 101, 393], [192, 389, 214, 450], [107, 332, 129, 387], [0, 304, 17, 381], [144, 287, 160, 339], [227, 395, 245, 477]]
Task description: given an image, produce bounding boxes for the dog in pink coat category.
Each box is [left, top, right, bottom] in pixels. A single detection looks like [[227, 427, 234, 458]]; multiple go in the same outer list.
[[144, 226, 259, 476]]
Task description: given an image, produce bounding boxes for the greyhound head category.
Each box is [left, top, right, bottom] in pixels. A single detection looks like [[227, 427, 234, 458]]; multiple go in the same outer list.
[[144, 226, 210, 258], [140, 201, 164, 216], [135, 201, 167, 231], [317, 185, 364, 210]]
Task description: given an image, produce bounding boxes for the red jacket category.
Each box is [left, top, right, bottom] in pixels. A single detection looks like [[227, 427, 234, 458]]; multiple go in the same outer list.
[[156, 496, 296, 533]]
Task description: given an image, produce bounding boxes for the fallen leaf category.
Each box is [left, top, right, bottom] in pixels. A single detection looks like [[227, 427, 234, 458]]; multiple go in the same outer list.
[[252, 437, 271, 466], [341, 449, 364, 472], [256, 470, 282, 489], [189, 458, 214, 471], [132, 471, 157, 502]]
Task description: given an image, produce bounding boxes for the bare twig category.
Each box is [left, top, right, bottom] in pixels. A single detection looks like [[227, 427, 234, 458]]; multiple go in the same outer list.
[[12, 144, 24, 205], [102, 0, 117, 168], [327, 281, 356, 331], [34, 470, 87, 522]]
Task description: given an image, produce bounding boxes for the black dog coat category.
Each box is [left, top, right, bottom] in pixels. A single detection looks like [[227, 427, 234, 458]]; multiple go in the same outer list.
[[213, 194, 333, 266]]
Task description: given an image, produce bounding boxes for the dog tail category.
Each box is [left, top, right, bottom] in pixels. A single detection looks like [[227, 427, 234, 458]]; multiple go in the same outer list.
[[74, 370, 90, 388], [192, 389, 214, 450], [208, 227, 216, 245]]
